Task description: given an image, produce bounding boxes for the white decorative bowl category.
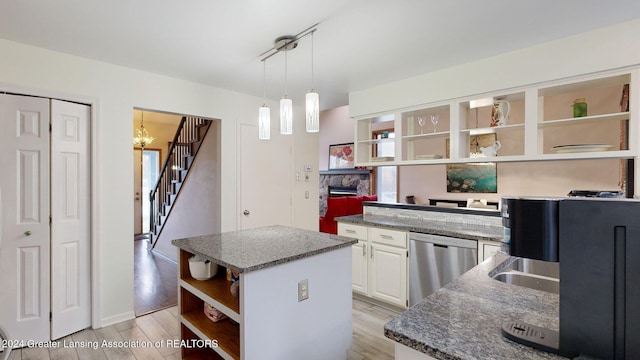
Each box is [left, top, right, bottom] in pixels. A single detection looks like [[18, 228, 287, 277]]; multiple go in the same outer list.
[[188, 255, 218, 280]]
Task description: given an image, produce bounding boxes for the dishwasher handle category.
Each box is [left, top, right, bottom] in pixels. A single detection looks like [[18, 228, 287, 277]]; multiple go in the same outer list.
[[409, 232, 477, 249]]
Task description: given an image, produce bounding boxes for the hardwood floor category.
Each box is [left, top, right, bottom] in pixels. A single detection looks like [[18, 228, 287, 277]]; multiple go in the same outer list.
[[134, 238, 178, 316], [348, 297, 399, 360], [3, 297, 399, 360]]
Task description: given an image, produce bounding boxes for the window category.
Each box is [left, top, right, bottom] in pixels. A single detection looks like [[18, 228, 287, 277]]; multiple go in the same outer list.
[[142, 150, 160, 233], [373, 130, 397, 203]]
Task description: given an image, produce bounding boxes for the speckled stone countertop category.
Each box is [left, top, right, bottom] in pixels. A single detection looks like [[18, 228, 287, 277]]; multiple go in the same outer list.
[[384, 252, 566, 359], [336, 214, 503, 242], [171, 225, 356, 273]]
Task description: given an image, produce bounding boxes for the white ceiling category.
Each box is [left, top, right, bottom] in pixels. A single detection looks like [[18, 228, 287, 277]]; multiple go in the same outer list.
[[2, 1, 640, 110]]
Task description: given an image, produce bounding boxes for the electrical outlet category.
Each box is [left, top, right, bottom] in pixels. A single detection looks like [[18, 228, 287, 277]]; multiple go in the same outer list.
[[305, 173, 310, 182], [305, 190, 310, 199], [298, 279, 309, 302]]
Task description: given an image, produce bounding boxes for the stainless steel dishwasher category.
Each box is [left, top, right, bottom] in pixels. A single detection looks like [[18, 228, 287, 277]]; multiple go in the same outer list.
[[409, 232, 477, 306]]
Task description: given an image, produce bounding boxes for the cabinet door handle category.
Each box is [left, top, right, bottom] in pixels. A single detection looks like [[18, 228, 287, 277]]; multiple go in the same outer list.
[[346, 229, 356, 234], [370, 244, 374, 259], [362, 244, 366, 257], [380, 234, 393, 239]]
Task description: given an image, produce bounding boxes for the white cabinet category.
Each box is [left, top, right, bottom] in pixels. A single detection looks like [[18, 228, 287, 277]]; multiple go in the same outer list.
[[354, 68, 638, 166], [351, 240, 368, 294], [339, 223, 369, 295], [370, 243, 407, 307], [339, 222, 408, 308], [354, 113, 396, 165], [478, 240, 501, 263]]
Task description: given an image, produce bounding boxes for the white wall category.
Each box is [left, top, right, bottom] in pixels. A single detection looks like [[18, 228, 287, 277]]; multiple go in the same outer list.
[[319, 106, 353, 171], [0, 38, 316, 327], [349, 18, 640, 118]]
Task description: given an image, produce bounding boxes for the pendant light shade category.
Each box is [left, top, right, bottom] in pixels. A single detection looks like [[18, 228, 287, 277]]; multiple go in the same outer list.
[[305, 91, 319, 132], [280, 97, 293, 134], [259, 105, 271, 140], [258, 60, 271, 140], [280, 50, 293, 135], [305, 30, 319, 133]]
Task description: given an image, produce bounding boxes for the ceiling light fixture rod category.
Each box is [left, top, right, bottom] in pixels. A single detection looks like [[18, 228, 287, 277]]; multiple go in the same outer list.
[[259, 23, 319, 61]]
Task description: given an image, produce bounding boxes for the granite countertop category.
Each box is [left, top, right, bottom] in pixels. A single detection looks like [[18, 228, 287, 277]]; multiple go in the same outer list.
[[384, 252, 565, 360], [171, 225, 356, 273], [336, 214, 503, 242]]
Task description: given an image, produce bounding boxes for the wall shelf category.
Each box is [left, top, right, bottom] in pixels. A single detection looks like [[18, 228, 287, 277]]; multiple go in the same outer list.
[[352, 67, 638, 165]]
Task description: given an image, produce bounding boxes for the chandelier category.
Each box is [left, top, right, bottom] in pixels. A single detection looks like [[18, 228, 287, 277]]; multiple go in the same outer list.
[[133, 110, 155, 148]]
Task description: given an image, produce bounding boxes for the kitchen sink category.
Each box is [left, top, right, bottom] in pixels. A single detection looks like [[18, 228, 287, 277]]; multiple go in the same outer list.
[[491, 257, 559, 294], [504, 257, 559, 278]]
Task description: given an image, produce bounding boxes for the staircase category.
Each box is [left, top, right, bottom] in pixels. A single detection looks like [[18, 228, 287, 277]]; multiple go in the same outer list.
[[148, 116, 212, 248]]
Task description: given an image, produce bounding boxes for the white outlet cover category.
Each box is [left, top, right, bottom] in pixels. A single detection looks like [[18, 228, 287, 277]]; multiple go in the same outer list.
[[298, 279, 309, 301]]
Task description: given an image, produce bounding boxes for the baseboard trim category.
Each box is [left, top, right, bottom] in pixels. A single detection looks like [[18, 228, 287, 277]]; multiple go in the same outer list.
[[151, 248, 177, 264], [352, 292, 405, 314], [99, 311, 135, 328]]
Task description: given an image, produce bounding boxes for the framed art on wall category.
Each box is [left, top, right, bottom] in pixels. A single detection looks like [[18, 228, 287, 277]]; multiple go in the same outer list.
[[446, 134, 498, 193], [328, 143, 355, 169]]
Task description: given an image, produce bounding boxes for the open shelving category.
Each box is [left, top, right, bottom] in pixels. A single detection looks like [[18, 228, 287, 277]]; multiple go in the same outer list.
[[400, 104, 451, 162], [352, 67, 638, 166], [178, 249, 240, 360]]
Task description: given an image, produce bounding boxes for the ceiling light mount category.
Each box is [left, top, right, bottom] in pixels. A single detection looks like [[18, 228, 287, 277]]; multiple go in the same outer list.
[[274, 35, 298, 52], [260, 23, 318, 61]]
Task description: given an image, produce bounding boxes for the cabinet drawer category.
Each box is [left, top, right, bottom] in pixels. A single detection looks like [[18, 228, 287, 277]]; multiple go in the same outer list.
[[338, 223, 367, 240], [369, 227, 407, 248]]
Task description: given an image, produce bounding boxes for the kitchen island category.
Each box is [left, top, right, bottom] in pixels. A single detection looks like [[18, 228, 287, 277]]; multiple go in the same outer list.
[[385, 252, 565, 359], [172, 225, 356, 360]]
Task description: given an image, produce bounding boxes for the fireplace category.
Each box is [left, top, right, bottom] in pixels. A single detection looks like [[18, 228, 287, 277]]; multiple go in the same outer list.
[[319, 169, 371, 216], [328, 186, 358, 197]]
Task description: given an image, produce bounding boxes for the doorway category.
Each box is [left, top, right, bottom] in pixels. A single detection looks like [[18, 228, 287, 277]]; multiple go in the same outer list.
[[134, 148, 160, 237], [132, 109, 181, 316]]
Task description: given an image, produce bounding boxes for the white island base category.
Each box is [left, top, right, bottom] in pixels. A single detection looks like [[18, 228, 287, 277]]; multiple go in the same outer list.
[[178, 246, 352, 360]]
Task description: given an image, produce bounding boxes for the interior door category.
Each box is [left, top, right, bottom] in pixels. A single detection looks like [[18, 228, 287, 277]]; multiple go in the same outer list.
[[0, 94, 51, 343], [133, 149, 142, 234], [50, 99, 91, 340], [239, 124, 292, 230]]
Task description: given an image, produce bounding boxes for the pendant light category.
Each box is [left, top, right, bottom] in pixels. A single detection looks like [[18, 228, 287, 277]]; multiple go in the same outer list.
[[258, 24, 319, 139], [258, 60, 271, 140], [306, 30, 319, 133], [280, 50, 293, 135], [133, 110, 155, 148]]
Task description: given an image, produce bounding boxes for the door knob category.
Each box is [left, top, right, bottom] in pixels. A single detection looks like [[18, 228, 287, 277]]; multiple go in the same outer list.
[[24, 231, 32, 236], [243, 210, 250, 216]]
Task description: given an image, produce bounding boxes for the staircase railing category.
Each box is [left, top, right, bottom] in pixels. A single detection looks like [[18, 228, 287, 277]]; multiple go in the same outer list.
[[148, 116, 211, 247]]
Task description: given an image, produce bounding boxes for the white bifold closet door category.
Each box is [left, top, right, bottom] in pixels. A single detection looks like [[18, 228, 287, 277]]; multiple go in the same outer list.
[[0, 94, 90, 343]]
